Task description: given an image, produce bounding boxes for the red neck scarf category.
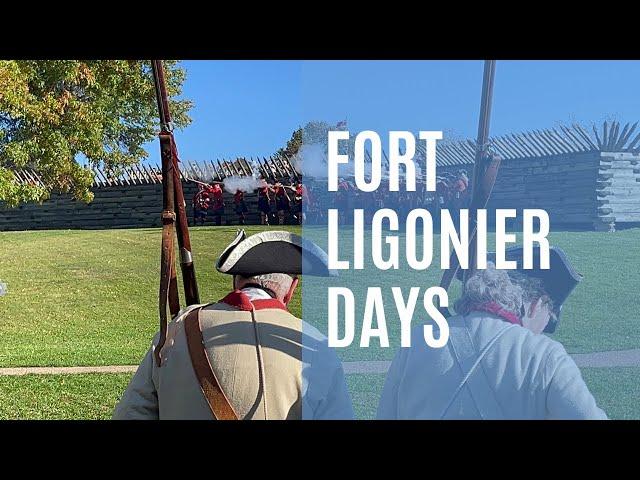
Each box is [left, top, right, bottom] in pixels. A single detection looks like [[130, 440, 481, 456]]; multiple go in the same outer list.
[[468, 302, 522, 325], [220, 290, 288, 312]]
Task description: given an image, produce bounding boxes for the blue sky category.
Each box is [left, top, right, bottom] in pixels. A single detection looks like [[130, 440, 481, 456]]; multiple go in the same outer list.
[[142, 60, 640, 165]]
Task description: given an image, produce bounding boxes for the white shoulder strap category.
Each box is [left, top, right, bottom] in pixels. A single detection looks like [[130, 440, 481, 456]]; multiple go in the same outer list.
[[440, 322, 516, 419]]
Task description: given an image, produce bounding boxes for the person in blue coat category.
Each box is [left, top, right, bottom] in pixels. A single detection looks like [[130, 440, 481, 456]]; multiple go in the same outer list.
[[377, 247, 607, 420]]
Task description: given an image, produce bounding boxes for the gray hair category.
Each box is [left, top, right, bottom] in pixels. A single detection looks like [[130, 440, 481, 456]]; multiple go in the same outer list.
[[455, 263, 554, 317], [508, 271, 554, 312], [235, 273, 294, 301], [454, 263, 524, 316]]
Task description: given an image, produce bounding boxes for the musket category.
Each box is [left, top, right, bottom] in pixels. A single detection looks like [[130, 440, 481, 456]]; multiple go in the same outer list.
[[439, 60, 501, 300], [185, 177, 224, 188], [151, 60, 200, 367], [283, 153, 302, 183]]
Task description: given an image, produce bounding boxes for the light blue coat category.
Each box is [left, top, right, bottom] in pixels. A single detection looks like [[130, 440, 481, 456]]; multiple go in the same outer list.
[[377, 312, 607, 420]]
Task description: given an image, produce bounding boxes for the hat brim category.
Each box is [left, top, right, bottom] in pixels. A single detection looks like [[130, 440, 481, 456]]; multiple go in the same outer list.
[[216, 230, 337, 277]]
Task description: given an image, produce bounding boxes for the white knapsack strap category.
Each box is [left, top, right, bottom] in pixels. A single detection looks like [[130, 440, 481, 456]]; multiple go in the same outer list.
[[440, 322, 516, 419]]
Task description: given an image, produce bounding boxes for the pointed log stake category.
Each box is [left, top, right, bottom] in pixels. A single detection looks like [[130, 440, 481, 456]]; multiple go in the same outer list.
[[492, 137, 512, 159], [617, 121, 637, 150], [547, 129, 572, 153], [560, 125, 587, 152], [593, 125, 603, 150], [573, 124, 598, 150], [626, 130, 640, 152], [542, 129, 569, 154], [614, 122, 630, 150], [534, 129, 560, 155], [511, 133, 536, 157], [609, 122, 620, 150], [502, 135, 526, 158]]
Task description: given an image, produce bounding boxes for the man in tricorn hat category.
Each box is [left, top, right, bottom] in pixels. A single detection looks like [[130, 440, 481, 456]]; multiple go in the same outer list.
[[113, 230, 353, 420], [377, 246, 607, 420]]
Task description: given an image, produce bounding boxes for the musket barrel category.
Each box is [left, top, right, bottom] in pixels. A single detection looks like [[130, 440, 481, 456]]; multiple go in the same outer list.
[[438, 60, 499, 296], [476, 60, 496, 153], [464, 60, 497, 285], [151, 60, 174, 131], [152, 59, 200, 314]]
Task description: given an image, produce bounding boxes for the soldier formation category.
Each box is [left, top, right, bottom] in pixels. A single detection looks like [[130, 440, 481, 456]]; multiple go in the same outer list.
[[192, 178, 308, 226], [304, 169, 470, 225], [189, 169, 469, 228]]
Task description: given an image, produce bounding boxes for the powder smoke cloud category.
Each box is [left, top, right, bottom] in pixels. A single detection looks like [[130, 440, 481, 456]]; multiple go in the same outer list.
[[222, 175, 267, 194], [293, 143, 402, 180], [293, 144, 380, 179], [292, 144, 327, 178]]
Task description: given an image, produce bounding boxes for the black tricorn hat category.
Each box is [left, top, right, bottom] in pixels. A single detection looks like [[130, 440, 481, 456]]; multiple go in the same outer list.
[[457, 246, 583, 333], [216, 230, 337, 277]]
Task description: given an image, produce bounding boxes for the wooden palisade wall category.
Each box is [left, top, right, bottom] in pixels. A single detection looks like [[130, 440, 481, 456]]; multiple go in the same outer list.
[[0, 182, 264, 231], [596, 152, 640, 229], [2, 123, 639, 232], [439, 151, 603, 229]]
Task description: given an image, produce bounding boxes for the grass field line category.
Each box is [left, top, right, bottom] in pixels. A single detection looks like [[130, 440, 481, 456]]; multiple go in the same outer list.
[[0, 365, 139, 376], [1, 349, 639, 376]]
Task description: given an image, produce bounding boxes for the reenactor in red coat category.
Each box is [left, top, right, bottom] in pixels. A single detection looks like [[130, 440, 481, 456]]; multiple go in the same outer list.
[[192, 185, 211, 226], [208, 183, 225, 226], [233, 189, 249, 225], [273, 182, 291, 225], [289, 182, 307, 225], [257, 184, 273, 226]]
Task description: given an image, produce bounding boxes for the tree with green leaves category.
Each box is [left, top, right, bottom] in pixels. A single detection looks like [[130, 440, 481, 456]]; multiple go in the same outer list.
[[277, 127, 302, 158], [0, 60, 191, 207], [277, 120, 354, 158], [301, 121, 334, 147]]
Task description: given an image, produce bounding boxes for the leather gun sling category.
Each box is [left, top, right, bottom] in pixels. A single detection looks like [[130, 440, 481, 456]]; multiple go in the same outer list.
[[184, 306, 239, 420]]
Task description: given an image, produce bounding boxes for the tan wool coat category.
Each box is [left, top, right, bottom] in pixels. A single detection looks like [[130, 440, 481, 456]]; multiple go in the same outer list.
[[113, 289, 353, 420]]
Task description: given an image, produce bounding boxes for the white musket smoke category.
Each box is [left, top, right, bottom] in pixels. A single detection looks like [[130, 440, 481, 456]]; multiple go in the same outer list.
[[0, 282, 7, 296], [222, 175, 267, 194], [292, 143, 387, 180], [292, 144, 328, 178]]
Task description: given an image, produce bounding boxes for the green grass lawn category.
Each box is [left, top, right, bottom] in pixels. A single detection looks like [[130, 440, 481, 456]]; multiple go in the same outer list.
[[1, 225, 639, 419], [303, 226, 640, 360], [1, 226, 638, 367], [0, 373, 132, 420], [0, 226, 301, 367], [2, 368, 637, 420]]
